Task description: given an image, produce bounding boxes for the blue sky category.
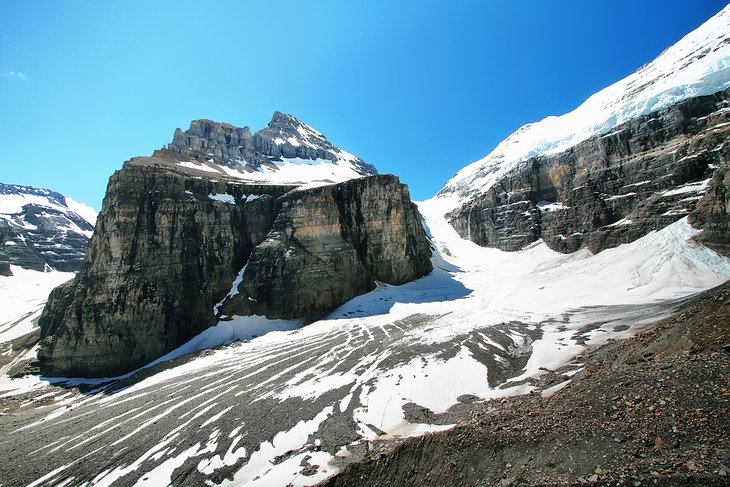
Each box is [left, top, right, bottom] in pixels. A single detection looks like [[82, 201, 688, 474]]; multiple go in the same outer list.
[[0, 0, 727, 209]]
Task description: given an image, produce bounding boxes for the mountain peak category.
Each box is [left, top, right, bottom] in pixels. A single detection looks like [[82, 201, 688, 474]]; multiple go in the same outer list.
[[161, 113, 376, 187], [437, 4, 730, 210]]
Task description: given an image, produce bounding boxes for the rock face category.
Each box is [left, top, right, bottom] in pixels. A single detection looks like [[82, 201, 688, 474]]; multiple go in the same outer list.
[[38, 114, 431, 378], [221, 175, 432, 319], [167, 112, 377, 177], [691, 156, 730, 257], [0, 183, 95, 272], [447, 89, 730, 253]]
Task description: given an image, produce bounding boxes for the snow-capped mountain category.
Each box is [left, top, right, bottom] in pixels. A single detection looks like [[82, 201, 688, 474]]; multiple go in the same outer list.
[[164, 112, 377, 189], [0, 183, 96, 273], [2, 7, 730, 487], [437, 4, 730, 211]]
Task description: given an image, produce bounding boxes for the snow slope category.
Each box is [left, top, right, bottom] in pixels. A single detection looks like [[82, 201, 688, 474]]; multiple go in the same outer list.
[[437, 5, 730, 211], [2, 197, 728, 486], [211, 156, 366, 189], [0, 266, 74, 344]]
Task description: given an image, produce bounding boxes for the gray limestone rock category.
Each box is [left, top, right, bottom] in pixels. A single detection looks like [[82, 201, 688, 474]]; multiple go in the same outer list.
[[690, 155, 730, 257], [38, 159, 290, 378], [448, 88, 730, 254], [221, 175, 432, 319], [166, 112, 377, 176]]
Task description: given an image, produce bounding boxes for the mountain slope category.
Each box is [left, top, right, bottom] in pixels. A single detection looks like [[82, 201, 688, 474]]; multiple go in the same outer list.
[[433, 6, 730, 256], [1, 195, 728, 486], [36, 114, 431, 378], [164, 112, 376, 188], [438, 5, 730, 207], [0, 183, 96, 273], [323, 281, 730, 487]]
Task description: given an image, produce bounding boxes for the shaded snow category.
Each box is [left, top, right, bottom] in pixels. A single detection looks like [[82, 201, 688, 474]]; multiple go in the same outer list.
[[177, 161, 221, 173], [207, 193, 236, 204]]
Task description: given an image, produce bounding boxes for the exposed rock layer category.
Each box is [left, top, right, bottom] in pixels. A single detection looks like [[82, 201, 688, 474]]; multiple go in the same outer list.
[[690, 156, 730, 256], [38, 116, 431, 378], [168, 113, 377, 176], [222, 175, 432, 319], [38, 159, 290, 377], [448, 89, 730, 254]]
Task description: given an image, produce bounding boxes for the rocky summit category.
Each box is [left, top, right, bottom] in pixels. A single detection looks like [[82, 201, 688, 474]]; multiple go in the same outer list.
[[0, 183, 95, 274], [37, 113, 432, 378]]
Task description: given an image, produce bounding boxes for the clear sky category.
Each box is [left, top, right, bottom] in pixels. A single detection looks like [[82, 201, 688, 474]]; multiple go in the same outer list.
[[0, 0, 727, 210]]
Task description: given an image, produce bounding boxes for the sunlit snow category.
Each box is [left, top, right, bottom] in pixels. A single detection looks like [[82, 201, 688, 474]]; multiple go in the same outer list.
[[438, 5, 730, 211]]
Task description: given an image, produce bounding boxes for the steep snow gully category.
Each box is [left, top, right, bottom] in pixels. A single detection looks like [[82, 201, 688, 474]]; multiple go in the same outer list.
[[1, 198, 729, 486]]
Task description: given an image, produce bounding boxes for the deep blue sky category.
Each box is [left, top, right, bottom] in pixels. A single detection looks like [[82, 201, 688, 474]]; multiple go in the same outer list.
[[1, 1, 727, 210]]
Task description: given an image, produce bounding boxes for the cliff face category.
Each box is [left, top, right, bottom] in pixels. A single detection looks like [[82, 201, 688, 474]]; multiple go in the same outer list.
[[447, 89, 730, 254], [37, 159, 290, 377], [220, 175, 432, 319], [37, 115, 431, 378], [690, 156, 730, 256]]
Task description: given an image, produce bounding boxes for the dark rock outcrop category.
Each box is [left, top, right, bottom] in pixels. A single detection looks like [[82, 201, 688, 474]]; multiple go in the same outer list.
[[447, 89, 730, 253], [221, 175, 432, 319], [38, 116, 431, 378], [690, 157, 730, 257], [0, 183, 95, 272], [38, 159, 290, 377]]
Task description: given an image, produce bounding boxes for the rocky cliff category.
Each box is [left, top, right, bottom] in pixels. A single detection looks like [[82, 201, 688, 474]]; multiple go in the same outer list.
[[446, 89, 730, 254], [438, 7, 730, 255], [690, 155, 730, 257], [38, 114, 431, 378], [166, 112, 377, 178], [0, 183, 95, 273], [220, 175, 432, 319]]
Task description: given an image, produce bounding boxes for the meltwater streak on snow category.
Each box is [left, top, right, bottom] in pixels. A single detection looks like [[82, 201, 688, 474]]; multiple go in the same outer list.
[[438, 5, 730, 211], [2, 200, 730, 486]]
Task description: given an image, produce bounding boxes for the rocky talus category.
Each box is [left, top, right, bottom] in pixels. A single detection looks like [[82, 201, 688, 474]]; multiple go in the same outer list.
[[322, 281, 730, 487], [448, 89, 730, 254], [37, 116, 431, 378]]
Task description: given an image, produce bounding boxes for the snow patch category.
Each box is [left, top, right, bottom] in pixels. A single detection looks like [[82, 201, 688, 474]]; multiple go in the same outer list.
[[177, 161, 221, 173], [208, 193, 236, 204]]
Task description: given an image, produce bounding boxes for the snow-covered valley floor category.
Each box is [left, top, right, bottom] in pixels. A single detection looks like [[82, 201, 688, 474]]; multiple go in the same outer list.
[[1, 203, 729, 486]]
